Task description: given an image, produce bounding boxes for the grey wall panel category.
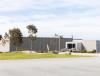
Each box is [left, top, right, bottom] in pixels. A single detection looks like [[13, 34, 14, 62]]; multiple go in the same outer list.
[[96, 40, 100, 53], [10, 37, 72, 52]]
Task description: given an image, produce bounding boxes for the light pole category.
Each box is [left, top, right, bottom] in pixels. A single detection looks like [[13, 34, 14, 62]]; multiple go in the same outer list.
[[72, 35, 73, 51], [71, 35, 74, 54], [55, 34, 63, 52], [57, 36, 60, 52]]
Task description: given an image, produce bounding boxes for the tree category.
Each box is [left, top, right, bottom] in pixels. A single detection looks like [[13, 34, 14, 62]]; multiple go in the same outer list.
[[9, 28, 23, 51], [4, 32, 9, 39], [1, 32, 10, 46], [0, 35, 2, 40], [26, 24, 38, 52]]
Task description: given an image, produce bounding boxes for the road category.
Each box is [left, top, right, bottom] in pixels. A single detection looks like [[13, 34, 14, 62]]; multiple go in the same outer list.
[[0, 57, 100, 76]]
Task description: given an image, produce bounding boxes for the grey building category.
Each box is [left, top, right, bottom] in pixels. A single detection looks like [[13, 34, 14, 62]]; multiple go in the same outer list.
[[1, 37, 100, 53], [10, 37, 72, 52]]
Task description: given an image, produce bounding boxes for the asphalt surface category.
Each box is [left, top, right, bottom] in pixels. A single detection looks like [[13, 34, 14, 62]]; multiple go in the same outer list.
[[0, 57, 100, 76]]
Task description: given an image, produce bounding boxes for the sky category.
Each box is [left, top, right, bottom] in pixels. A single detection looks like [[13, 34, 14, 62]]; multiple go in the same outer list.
[[0, 0, 100, 40]]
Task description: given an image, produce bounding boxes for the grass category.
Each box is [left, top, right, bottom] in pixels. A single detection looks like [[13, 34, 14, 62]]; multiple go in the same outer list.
[[0, 52, 86, 60]]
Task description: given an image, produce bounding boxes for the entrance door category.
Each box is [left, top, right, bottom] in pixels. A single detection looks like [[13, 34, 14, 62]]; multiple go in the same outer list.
[[67, 44, 75, 49]]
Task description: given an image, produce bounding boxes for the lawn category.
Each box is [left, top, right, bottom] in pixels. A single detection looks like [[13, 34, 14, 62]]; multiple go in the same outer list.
[[0, 52, 85, 60]]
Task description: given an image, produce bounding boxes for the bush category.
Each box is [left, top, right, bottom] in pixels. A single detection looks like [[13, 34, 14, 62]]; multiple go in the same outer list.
[[87, 50, 96, 53], [52, 50, 59, 54], [37, 50, 46, 53], [48, 51, 53, 53], [0, 52, 3, 53], [80, 50, 87, 53], [18, 48, 28, 51]]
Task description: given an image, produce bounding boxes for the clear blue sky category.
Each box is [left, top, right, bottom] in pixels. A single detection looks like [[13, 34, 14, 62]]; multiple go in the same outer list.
[[0, 0, 100, 40]]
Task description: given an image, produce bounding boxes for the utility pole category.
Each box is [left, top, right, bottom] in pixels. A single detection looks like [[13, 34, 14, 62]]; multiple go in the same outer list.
[[55, 34, 63, 52], [71, 35, 74, 52], [58, 36, 61, 52]]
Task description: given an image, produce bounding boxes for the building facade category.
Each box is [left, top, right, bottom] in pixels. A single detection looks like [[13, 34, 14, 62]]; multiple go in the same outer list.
[[0, 37, 100, 53], [0, 37, 72, 52], [66, 40, 100, 53]]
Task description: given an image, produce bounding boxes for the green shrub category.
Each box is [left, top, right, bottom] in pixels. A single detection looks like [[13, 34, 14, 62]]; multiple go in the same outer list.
[[80, 50, 87, 53], [61, 50, 66, 52], [87, 50, 96, 53], [48, 51, 53, 53], [18, 48, 28, 51], [52, 50, 59, 54], [0, 52, 3, 53], [37, 50, 45, 53]]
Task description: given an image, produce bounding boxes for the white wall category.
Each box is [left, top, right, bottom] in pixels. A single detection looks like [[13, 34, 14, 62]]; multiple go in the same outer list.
[[72, 40, 97, 51], [82, 40, 96, 51], [66, 40, 100, 52]]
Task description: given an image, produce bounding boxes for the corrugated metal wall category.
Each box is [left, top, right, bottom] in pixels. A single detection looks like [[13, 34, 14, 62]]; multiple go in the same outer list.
[[96, 40, 100, 53], [10, 37, 72, 52]]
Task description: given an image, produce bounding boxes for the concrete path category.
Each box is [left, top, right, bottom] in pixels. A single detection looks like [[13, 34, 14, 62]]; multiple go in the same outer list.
[[0, 57, 100, 76]]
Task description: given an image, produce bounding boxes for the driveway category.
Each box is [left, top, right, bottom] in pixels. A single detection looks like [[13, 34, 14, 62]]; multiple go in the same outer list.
[[0, 57, 100, 76]]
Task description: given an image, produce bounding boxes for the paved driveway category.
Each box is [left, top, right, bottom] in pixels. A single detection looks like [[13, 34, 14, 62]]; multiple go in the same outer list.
[[0, 57, 100, 76]]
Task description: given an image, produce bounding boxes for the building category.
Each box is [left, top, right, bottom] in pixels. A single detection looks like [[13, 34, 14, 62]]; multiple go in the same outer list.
[[0, 37, 100, 53], [0, 37, 72, 52], [66, 40, 100, 53]]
